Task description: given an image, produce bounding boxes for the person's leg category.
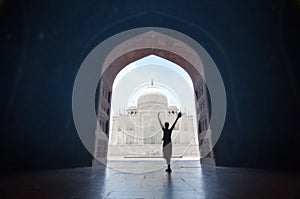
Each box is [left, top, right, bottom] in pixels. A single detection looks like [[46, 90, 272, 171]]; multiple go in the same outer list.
[[164, 162, 171, 172], [163, 143, 172, 172]]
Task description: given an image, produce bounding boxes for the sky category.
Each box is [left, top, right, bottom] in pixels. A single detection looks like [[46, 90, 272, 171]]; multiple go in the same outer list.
[[110, 55, 198, 137]]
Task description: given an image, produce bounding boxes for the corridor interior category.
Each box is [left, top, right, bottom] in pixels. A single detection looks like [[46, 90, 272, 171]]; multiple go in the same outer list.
[[1, 160, 300, 199]]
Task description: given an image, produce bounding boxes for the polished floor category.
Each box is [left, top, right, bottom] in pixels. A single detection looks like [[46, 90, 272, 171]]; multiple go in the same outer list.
[[1, 160, 300, 199]]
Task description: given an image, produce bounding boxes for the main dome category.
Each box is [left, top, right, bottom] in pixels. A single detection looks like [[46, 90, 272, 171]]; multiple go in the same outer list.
[[137, 85, 168, 108]]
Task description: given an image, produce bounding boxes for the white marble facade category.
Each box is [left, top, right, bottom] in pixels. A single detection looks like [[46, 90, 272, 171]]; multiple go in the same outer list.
[[108, 83, 199, 158]]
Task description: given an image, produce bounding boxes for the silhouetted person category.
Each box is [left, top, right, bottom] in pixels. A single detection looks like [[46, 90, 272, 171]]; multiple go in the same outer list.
[[158, 112, 182, 172]]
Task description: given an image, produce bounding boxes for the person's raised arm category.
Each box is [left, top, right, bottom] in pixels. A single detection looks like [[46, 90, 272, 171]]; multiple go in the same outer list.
[[170, 112, 182, 131], [158, 112, 164, 129]]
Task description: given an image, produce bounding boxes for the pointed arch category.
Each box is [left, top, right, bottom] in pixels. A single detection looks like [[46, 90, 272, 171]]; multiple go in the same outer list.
[[93, 29, 214, 165]]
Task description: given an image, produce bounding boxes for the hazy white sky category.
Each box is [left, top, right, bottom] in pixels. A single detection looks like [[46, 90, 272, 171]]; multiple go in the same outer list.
[[111, 55, 197, 133]]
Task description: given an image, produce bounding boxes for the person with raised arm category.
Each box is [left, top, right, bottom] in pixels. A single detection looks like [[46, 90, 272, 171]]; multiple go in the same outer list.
[[158, 111, 182, 172]]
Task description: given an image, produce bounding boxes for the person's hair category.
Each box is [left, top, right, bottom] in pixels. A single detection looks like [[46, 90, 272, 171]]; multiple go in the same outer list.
[[165, 122, 169, 128]]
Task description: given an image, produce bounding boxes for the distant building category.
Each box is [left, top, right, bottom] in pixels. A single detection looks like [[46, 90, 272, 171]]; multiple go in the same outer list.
[[108, 82, 199, 158]]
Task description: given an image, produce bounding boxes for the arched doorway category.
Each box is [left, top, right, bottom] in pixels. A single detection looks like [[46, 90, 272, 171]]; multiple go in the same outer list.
[[93, 30, 214, 166], [106, 55, 200, 162]]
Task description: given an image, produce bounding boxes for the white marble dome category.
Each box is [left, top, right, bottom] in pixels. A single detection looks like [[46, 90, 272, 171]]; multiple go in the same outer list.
[[137, 85, 168, 108]]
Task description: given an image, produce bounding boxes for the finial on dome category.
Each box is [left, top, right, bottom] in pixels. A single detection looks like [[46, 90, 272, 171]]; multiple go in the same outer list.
[[151, 79, 154, 86]]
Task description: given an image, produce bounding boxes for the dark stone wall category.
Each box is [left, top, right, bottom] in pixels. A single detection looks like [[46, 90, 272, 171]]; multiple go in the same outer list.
[[0, 0, 299, 171]]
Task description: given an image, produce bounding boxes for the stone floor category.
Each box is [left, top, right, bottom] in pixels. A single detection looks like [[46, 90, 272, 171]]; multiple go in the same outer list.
[[0, 160, 300, 199]]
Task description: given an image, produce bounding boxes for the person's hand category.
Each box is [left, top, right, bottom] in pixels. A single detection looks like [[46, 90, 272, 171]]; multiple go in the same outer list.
[[178, 112, 182, 118]]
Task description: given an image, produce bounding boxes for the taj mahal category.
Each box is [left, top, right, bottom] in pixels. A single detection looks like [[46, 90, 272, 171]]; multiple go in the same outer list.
[[107, 81, 200, 159]]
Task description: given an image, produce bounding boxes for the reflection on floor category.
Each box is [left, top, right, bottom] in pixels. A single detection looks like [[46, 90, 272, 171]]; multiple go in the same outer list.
[[1, 160, 300, 199], [107, 157, 200, 173]]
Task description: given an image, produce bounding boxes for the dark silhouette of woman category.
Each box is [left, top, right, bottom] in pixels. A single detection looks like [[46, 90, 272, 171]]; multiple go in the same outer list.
[[158, 112, 182, 172]]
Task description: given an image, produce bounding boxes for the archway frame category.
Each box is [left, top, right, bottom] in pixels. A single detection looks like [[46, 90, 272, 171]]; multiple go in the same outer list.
[[93, 30, 215, 165]]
